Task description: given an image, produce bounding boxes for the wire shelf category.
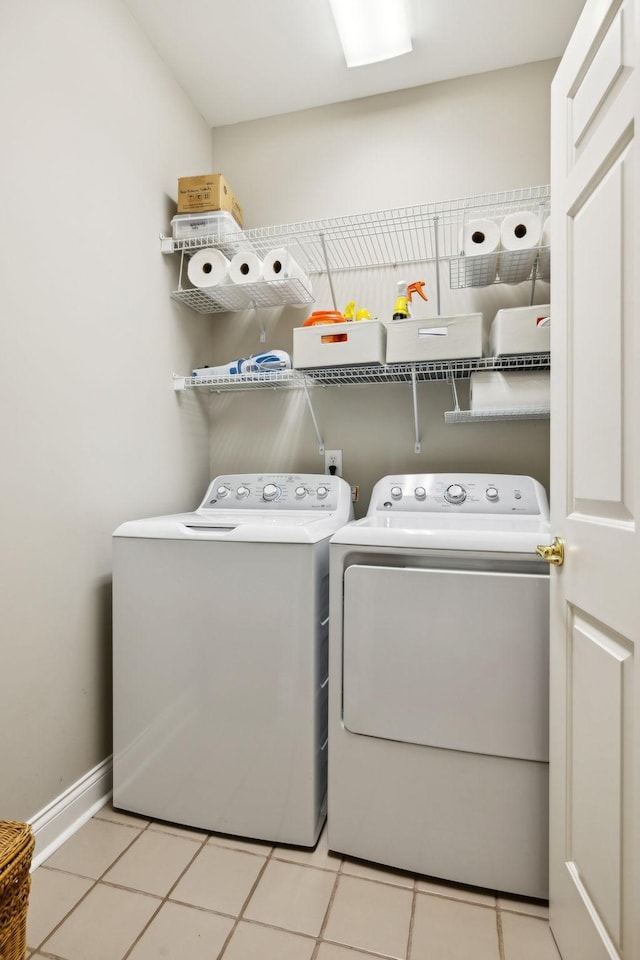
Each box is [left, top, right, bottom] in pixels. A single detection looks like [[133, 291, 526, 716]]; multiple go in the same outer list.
[[161, 185, 551, 276], [174, 369, 305, 392], [300, 353, 551, 386], [174, 353, 550, 392], [170, 277, 315, 314], [445, 406, 550, 423]]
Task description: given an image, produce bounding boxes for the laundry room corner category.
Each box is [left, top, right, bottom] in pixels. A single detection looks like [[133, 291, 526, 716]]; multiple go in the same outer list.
[[206, 59, 555, 504]]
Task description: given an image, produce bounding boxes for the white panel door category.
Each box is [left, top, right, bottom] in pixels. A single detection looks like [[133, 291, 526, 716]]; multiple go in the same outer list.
[[549, 0, 640, 957]]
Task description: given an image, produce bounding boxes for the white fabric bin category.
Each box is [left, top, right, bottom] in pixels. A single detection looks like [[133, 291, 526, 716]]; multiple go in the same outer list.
[[385, 314, 484, 363], [490, 305, 550, 356], [293, 321, 386, 368]]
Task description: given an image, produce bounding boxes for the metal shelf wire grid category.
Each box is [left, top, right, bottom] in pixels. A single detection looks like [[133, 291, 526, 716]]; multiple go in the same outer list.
[[174, 353, 550, 392], [444, 407, 550, 423], [300, 353, 550, 386], [161, 185, 551, 278], [171, 277, 315, 314], [175, 369, 305, 392], [449, 247, 550, 289]]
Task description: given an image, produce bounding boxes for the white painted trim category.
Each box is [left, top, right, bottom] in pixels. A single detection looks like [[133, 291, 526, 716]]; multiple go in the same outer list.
[[28, 756, 113, 869]]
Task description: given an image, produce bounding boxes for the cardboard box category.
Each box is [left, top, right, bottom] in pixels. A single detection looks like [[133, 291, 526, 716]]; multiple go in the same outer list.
[[294, 320, 386, 368], [489, 304, 551, 356], [177, 173, 243, 226], [385, 313, 485, 363]]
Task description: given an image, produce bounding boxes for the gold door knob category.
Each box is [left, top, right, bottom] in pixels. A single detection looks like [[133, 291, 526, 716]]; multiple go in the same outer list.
[[536, 537, 564, 566]]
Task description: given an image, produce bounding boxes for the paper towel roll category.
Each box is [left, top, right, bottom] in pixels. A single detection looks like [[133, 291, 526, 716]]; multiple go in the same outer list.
[[262, 248, 313, 306], [229, 251, 264, 284], [187, 248, 232, 288], [469, 371, 550, 411], [537, 217, 551, 282], [460, 219, 500, 286], [497, 212, 542, 284]]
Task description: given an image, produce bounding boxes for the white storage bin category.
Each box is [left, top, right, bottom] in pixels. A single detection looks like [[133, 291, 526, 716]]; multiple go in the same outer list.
[[385, 313, 484, 363], [171, 210, 242, 241], [293, 320, 386, 368], [489, 304, 551, 356]]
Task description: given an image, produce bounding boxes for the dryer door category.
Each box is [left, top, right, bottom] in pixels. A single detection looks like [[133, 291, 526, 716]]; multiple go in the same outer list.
[[342, 564, 549, 762]]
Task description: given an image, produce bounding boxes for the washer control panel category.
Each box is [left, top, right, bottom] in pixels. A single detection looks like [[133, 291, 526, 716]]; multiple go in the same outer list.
[[369, 474, 549, 516], [199, 474, 346, 512]]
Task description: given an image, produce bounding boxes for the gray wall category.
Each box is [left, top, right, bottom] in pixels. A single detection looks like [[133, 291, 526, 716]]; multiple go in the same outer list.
[[0, 0, 213, 819], [208, 60, 555, 513]]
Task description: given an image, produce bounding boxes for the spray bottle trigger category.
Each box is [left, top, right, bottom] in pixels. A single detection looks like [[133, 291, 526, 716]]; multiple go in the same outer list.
[[407, 280, 428, 303]]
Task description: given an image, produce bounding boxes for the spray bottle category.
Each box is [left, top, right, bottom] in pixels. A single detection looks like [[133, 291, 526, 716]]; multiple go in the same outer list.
[[392, 280, 428, 320]]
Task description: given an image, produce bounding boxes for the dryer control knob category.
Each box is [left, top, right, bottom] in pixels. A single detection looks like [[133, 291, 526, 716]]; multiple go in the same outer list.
[[317, 485, 329, 499], [390, 486, 403, 500], [445, 483, 466, 504], [216, 485, 231, 498], [414, 486, 426, 500], [262, 483, 280, 501], [486, 486, 499, 502], [295, 486, 308, 499], [236, 485, 250, 499]]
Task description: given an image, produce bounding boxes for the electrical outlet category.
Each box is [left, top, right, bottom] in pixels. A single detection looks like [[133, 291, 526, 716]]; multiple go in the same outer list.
[[325, 449, 342, 477]]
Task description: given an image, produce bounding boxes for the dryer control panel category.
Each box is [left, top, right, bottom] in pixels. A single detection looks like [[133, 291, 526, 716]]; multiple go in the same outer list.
[[368, 474, 549, 517], [199, 473, 350, 513]]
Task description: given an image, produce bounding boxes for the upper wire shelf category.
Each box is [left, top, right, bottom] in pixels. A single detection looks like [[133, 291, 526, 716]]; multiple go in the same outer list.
[[161, 184, 551, 278]]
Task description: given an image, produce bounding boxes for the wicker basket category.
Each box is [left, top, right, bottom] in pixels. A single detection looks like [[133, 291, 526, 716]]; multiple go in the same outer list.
[[0, 822, 34, 960]]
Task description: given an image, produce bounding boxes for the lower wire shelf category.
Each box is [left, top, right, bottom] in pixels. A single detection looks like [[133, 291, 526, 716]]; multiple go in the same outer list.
[[174, 353, 550, 391], [445, 406, 550, 423], [173, 353, 551, 447]]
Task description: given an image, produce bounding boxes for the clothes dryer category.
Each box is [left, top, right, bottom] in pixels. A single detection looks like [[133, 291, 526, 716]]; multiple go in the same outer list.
[[113, 473, 352, 846], [328, 473, 551, 897]]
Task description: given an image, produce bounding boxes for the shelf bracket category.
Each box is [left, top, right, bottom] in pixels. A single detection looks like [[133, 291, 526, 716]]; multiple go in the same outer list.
[[302, 377, 325, 454], [447, 370, 461, 412], [319, 232, 338, 312], [433, 215, 442, 316], [411, 365, 421, 454]]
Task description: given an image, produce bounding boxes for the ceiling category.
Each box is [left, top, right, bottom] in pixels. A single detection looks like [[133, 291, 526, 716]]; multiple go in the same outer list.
[[122, 0, 587, 128]]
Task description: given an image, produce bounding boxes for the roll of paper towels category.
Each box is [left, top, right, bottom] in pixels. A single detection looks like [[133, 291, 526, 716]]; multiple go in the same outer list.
[[229, 251, 264, 284], [469, 371, 550, 410], [498, 212, 542, 284], [262, 248, 313, 306], [460, 219, 500, 286], [537, 216, 551, 282], [187, 248, 232, 288]]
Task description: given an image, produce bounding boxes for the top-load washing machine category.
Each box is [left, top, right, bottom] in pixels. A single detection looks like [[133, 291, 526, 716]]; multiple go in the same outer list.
[[113, 473, 352, 847], [328, 473, 552, 898]]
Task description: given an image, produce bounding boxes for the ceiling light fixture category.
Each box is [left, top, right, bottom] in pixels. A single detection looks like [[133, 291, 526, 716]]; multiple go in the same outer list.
[[328, 0, 413, 68]]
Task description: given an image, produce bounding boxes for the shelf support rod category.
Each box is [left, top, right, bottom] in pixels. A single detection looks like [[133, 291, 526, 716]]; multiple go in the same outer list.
[[433, 216, 441, 316], [411, 365, 421, 454], [302, 377, 325, 453], [447, 371, 461, 412], [319, 232, 338, 311]]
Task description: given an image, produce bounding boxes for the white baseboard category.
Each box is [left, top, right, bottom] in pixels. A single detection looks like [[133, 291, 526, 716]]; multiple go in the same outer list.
[[29, 756, 113, 869]]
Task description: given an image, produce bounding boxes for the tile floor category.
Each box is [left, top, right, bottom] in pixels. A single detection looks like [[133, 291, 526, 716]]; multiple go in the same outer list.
[[26, 803, 562, 960]]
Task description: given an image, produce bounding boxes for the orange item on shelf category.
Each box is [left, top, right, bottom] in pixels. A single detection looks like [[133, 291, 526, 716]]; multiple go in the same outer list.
[[302, 311, 346, 342]]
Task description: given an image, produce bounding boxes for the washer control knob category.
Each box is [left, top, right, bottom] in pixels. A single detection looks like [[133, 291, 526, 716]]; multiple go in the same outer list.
[[486, 486, 499, 502], [445, 483, 466, 504], [262, 483, 280, 501], [414, 486, 426, 500], [236, 485, 250, 499], [390, 486, 403, 500], [295, 486, 308, 499], [216, 485, 231, 498], [317, 485, 329, 499]]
